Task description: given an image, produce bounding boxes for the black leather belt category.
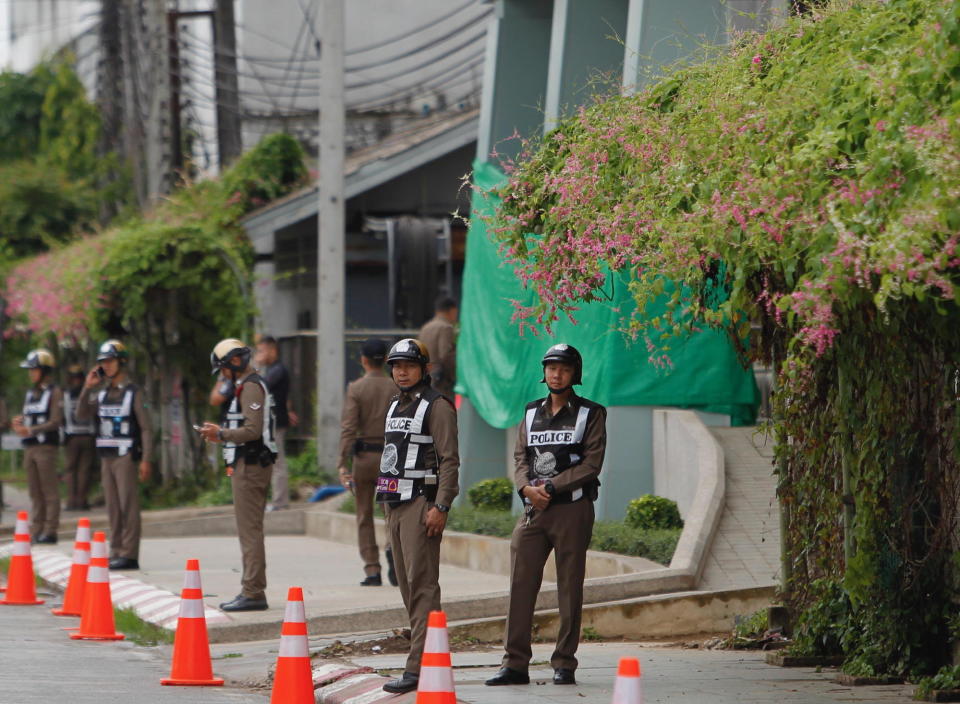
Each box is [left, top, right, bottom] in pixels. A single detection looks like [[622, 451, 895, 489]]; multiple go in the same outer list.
[[354, 440, 384, 454], [386, 482, 437, 508]]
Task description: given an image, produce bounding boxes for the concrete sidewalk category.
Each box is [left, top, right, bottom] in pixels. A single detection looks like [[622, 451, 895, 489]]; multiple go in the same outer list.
[[199, 636, 920, 704], [701, 427, 780, 591], [346, 642, 918, 703], [34, 534, 513, 640]]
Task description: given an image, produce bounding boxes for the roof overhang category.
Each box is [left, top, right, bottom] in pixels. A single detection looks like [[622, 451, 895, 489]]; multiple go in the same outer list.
[[243, 112, 478, 247]]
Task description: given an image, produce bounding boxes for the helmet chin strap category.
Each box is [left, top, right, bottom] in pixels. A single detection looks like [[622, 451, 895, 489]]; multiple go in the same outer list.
[[547, 383, 572, 395]]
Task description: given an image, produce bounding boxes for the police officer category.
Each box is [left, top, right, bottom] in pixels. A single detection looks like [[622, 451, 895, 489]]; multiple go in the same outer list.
[[200, 339, 277, 612], [78, 340, 153, 569], [11, 349, 63, 543], [63, 364, 97, 511], [377, 339, 459, 694], [337, 338, 398, 586], [485, 343, 607, 688], [419, 296, 458, 400]]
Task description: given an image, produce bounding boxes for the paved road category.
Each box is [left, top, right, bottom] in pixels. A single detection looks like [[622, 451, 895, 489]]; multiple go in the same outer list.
[[348, 642, 919, 703], [0, 601, 268, 704]]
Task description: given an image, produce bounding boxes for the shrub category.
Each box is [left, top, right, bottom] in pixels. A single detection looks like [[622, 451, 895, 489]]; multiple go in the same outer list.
[[589, 522, 680, 565], [915, 665, 960, 700], [447, 505, 518, 537], [625, 495, 683, 530], [467, 477, 515, 511]]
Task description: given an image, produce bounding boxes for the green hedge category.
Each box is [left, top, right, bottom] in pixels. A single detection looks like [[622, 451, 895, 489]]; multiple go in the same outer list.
[[338, 500, 680, 565], [625, 495, 683, 530], [467, 477, 515, 511]]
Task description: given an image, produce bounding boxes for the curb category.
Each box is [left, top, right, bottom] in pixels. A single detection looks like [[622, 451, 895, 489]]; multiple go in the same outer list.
[[311, 663, 469, 703], [0, 544, 230, 629]]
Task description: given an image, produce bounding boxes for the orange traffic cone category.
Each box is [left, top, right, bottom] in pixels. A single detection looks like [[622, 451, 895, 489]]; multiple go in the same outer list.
[[161, 559, 224, 686], [70, 531, 124, 641], [416, 611, 456, 704], [52, 517, 92, 616], [270, 587, 313, 704], [611, 657, 643, 704], [1, 511, 44, 605]]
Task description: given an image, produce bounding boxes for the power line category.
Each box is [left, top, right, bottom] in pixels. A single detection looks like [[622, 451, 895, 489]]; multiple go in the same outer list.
[[345, 30, 486, 90], [345, 10, 492, 73], [345, 0, 476, 55], [349, 56, 485, 112]]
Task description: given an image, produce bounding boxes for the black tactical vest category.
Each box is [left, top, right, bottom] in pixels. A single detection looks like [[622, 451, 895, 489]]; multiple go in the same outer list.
[[95, 385, 141, 458], [22, 386, 58, 447], [375, 386, 444, 503], [523, 396, 603, 503], [222, 373, 278, 467], [64, 389, 95, 437]]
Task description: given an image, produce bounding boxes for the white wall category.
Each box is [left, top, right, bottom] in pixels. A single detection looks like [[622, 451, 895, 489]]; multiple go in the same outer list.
[[1, 0, 99, 72]]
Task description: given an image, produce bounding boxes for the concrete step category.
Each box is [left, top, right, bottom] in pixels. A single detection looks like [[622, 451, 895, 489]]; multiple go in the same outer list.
[[447, 584, 776, 644]]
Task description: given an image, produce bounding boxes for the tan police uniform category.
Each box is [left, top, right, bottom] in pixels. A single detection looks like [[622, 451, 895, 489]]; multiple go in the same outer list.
[[21, 384, 64, 538], [63, 386, 97, 510], [502, 393, 606, 674], [419, 315, 457, 399], [221, 372, 276, 600], [377, 380, 459, 676], [337, 368, 397, 577], [77, 381, 153, 560]]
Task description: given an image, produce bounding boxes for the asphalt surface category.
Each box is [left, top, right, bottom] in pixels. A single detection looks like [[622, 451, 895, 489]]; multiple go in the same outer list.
[[0, 599, 268, 704]]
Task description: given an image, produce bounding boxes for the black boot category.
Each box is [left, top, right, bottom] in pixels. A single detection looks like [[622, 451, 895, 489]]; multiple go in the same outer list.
[[219, 594, 268, 611], [382, 671, 418, 693], [485, 667, 530, 686]]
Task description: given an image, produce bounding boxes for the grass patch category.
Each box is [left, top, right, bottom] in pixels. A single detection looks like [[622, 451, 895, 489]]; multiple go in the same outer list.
[[581, 626, 602, 641], [338, 501, 680, 564], [192, 474, 234, 507], [447, 505, 518, 537], [338, 492, 384, 518], [446, 506, 681, 565], [589, 521, 680, 566], [113, 606, 174, 647], [0, 556, 45, 588]]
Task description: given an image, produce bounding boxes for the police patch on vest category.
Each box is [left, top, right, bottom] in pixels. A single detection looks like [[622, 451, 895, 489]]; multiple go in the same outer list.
[[386, 417, 413, 432], [528, 430, 575, 446], [380, 443, 400, 475], [533, 449, 557, 478], [377, 476, 400, 494]]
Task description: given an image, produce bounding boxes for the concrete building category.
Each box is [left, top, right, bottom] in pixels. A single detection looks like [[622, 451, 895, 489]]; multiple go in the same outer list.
[[240, 108, 479, 434]]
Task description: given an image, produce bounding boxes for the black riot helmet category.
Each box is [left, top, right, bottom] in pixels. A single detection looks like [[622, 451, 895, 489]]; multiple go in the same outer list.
[[540, 343, 583, 388], [386, 338, 430, 368], [210, 338, 252, 375], [96, 339, 129, 363], [20, 348, 55, 374], [387, 338, 430, 392]]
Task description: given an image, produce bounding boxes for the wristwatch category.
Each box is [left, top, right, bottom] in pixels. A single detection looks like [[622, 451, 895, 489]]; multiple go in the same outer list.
[[544, 481, 556, 496], [435, 504, 450, 513]]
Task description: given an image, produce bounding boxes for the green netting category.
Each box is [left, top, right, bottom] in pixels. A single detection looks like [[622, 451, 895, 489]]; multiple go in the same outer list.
[[456, 159, 759, 428]]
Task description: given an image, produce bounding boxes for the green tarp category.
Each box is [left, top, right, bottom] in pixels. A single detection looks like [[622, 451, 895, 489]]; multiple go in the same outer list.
[[456, 160, 759, 428]]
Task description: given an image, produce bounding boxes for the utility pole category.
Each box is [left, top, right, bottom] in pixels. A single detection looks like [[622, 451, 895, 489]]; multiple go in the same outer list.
[[97, 0, 125, 210], [316, 0, 345, 470], [213, 0, 242, 167], [167, 11, 183, 177]]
